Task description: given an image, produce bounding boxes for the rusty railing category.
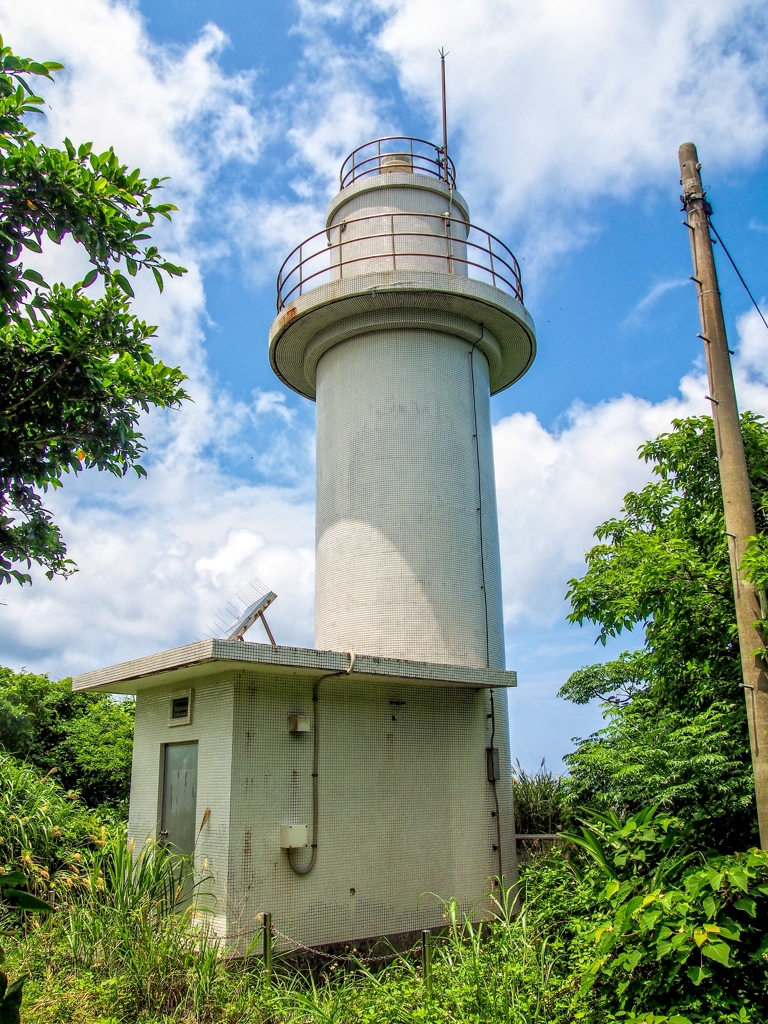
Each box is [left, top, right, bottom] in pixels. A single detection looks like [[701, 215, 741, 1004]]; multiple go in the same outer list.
[[340, 137, 456, 190], [276, 212, 523, 312]]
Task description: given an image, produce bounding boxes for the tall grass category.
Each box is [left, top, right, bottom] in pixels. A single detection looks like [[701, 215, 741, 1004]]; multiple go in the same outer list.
[[512, 759, 567, 834], [6, 837, 598, 1024], [0, 751, 101, 893], [1, 751, 600, 1022]]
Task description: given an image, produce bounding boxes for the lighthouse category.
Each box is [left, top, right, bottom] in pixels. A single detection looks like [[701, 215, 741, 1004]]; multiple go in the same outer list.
[[271, 138, 534, 669], [72, 136, 535, 951]]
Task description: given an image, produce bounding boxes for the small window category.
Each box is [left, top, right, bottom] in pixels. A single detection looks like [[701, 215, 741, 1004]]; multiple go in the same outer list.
[[169, 690, 193, 727], [172, 697, 189, 719]]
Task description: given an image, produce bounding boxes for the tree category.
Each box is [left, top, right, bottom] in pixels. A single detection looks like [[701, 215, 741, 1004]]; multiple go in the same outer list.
[[0, 665, 134, 810], [0, 39, 188, 585], [561, 414, 768, 851]]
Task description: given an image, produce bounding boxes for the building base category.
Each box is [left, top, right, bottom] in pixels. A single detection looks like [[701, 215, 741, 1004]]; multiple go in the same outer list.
[[73, 641, 517, 951]]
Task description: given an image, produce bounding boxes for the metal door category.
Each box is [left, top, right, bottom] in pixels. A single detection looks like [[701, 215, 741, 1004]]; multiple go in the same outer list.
[[161, 741, 198, 856]]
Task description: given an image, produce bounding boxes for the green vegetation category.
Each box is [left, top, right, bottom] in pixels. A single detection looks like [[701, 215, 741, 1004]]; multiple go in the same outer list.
[[0, 40, 188, 586], [2, 754, 765, 1023], [562, 414, 768, 852], [0, 666, 133, 811], [565, 806, 768, 1017], [0, 867, 52, 1024], [512, 759, 566, 834]]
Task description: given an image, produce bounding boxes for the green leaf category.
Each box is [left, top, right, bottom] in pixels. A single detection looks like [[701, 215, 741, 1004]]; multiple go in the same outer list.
[[734, 896, 756, 917], [0, 873, 26, 889], [21, 268, 49, 289], [57, 310, 79, 331], [2, 889, 51, 913], [27, 61, 54, 78], [702, 894, 717, 919], [82, 268, 98, 288], [686, 964, 711, 986], [113, 272, 134, 298], [603, 878, 621, 899], [726, 866, 749, 892], [623, 949, 642, 972], [152, 267, 164, 293], [700, 940, 731, 966]]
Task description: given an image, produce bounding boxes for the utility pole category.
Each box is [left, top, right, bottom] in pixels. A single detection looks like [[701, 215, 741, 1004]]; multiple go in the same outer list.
[[679, 142, 768, 849]]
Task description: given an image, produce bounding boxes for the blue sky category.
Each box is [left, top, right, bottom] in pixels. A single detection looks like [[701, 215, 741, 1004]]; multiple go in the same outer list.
[[2, 0, 768, 769]]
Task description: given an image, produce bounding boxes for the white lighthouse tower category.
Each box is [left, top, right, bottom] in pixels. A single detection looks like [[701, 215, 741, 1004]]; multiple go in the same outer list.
[[72, 136, 536, 952], [272, 138, 534, 668]]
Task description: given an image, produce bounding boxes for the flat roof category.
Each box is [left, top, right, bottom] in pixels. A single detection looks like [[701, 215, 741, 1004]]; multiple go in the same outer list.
[[72, 640, 517, 695]]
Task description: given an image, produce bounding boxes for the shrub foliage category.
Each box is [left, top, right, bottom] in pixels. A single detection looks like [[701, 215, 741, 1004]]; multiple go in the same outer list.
[[562, 414, 768, 850]]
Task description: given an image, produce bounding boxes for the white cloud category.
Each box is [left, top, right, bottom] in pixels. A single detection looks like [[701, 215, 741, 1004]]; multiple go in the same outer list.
[[0, 0, 316, 674], [296, 0, 768, 277], [623, 277, 689, 325], [0, 456, 315, 676], [495, 308, 768, 633], [254, 391, 295, 423], [3, 7, 263, 195], [226, 196, 327, 288]]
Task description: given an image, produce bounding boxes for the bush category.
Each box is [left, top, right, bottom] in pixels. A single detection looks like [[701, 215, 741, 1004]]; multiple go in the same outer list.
[[563, 695, 755, 853], [0, 752, 104, 896], [563, 415, 766, 853], [564, 805, 768, 1020], [0, 665, 134, 811]]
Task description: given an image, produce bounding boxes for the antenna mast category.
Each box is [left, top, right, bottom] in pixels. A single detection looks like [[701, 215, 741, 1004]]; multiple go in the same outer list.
[[439, 47, 449, 182]]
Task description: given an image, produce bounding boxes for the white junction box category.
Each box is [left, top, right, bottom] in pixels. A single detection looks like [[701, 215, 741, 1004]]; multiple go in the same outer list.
[[280, 823, 309, 849]]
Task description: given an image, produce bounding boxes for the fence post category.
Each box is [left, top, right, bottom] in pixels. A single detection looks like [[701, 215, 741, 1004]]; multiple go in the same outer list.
[[263, 912, 272, 981], [421, 928, 432, 997]]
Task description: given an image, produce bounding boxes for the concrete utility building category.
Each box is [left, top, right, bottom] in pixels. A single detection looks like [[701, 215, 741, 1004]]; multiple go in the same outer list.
[[73, 137, 536, 951]]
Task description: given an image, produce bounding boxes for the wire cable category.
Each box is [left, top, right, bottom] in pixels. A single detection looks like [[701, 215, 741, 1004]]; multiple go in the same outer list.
[[489, 690, 503, 881], [708, 218, 768, 332], [469, 330, 490, 668], [288, 650, 354, 876]]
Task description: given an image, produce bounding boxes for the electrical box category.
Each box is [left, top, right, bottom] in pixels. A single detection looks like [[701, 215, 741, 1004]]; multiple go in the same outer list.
[[280, 823, 308, 849], [288, 714, 310, 733], [486, 746, 500, 783]]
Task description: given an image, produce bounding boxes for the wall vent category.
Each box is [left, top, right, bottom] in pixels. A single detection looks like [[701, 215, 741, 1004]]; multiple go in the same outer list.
[[169, 690, 193, 727]]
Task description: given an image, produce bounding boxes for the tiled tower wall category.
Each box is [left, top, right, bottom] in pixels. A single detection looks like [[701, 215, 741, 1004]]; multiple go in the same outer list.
[[126, 666, 515, 951], [315, 328, 505, 668], [327, 178, 468, 279], [128, 677, 235, 934], [314, 174, 505, 668], [226, 671, 516, 951]]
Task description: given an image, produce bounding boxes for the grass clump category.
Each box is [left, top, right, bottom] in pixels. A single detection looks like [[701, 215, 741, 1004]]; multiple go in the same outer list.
[[8, 843, 600, 1024], [512, 759, 567, 835], [0, 751, 104, 896]]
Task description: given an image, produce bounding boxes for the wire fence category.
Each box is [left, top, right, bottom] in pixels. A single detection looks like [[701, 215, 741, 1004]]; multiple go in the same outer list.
[[271, 927, 421, 965]]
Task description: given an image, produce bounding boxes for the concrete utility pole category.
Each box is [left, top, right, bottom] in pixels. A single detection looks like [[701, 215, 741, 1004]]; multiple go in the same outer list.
[[679, 142, 768, 849]]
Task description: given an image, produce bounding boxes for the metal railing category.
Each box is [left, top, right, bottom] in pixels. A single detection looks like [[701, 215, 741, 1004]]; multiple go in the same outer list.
[[340, 137, 456, 190], [276, 211, 523, 312]]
